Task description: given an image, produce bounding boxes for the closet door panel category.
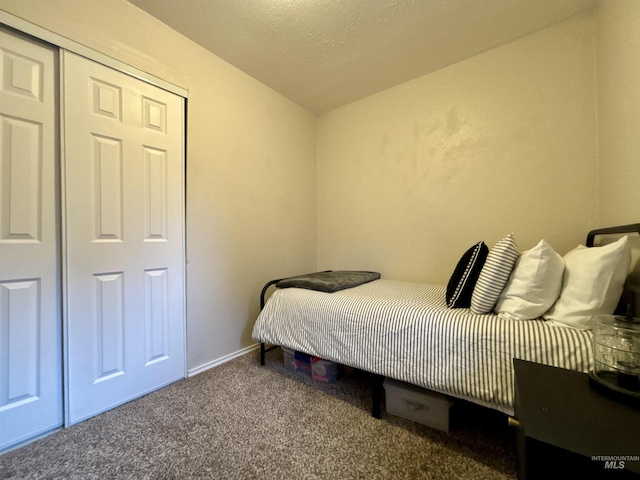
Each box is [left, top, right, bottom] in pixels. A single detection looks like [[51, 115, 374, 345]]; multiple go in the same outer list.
[[0, 27, 61, 450], [63, 51, 185, 425]]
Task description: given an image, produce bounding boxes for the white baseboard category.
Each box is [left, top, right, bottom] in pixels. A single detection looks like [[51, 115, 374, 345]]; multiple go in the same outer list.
[[188, 343, 261, 377]]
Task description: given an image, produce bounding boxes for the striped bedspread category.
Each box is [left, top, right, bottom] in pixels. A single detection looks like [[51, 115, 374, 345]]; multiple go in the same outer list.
[[252, 279, 594, 415]]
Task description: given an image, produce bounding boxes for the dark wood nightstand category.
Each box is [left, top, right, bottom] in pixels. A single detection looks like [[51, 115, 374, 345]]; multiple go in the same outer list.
[[513, 359, 640, 479]]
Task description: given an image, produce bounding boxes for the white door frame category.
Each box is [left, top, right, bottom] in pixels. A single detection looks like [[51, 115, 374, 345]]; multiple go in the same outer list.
[[0, 11, 188, 99], [0, 10, 188, 433]]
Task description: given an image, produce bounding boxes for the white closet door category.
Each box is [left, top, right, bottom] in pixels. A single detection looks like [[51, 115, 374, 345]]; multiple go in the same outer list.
[[63, 51, 185, 425], [0, 28, 62, 449]]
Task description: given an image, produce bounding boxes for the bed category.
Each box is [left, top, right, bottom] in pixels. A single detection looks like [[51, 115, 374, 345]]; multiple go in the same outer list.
[[252, 224, 640, 417]]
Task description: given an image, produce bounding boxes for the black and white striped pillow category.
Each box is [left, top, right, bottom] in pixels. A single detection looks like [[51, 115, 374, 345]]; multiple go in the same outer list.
[[470, 234, 519, 314], [446, 241, 489, 308]]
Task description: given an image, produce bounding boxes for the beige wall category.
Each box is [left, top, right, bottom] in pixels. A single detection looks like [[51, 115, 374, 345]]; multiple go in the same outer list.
[[3, 1, 633, 372], [0, 0, 318, 372], [317, 14, 598, 284], [597, 0, 640, 226]]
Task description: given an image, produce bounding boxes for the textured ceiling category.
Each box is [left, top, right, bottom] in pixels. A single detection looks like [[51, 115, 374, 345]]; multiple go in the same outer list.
[[128, 0, 596, 114]]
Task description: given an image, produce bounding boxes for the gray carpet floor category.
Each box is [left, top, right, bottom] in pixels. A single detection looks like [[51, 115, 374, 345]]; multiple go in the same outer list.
[[0, 349, 517, 479]]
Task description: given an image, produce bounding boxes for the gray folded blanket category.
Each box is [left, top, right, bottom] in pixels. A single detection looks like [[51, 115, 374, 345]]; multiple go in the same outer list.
[[276, 270, 381, 293]]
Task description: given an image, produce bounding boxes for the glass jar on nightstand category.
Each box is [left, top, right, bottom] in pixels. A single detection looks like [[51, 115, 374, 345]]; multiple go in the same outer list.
[[591, 314, 640, 397]]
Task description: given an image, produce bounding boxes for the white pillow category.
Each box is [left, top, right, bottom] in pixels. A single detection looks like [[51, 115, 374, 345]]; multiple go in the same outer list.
[[495, 240, 564, 320], [543, 235, 631, 330]]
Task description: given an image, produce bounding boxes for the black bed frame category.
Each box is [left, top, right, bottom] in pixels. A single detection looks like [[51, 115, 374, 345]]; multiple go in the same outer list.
[[586, 223, 640, 247], [257, 223, 640, 419], [258, 271, 385, 418]]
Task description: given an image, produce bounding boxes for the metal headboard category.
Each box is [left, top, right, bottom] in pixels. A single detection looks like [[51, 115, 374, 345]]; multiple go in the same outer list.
[[586, 223, 640, 247], [586, 223, 640, 316]]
